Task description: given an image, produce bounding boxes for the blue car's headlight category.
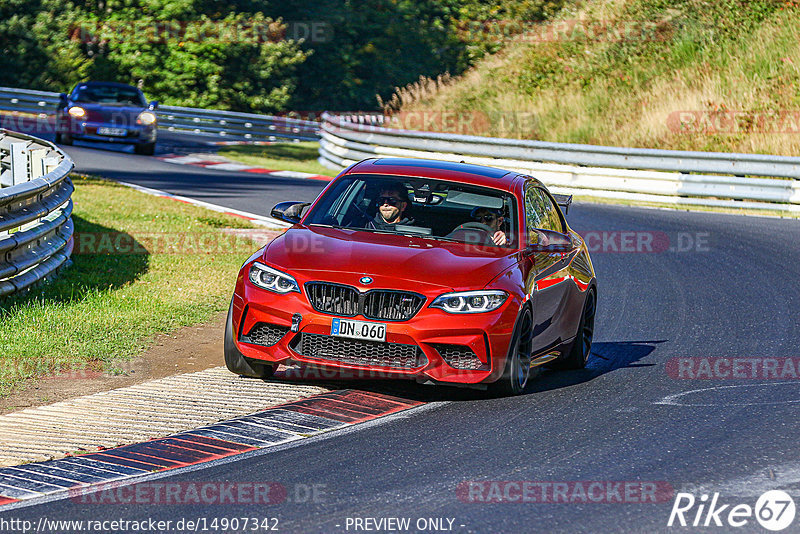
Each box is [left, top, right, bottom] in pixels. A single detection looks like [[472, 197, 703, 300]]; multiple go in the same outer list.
[[137, 111, 157, 126], [430, 290, 507, 313], [248, 262, 299, 294]]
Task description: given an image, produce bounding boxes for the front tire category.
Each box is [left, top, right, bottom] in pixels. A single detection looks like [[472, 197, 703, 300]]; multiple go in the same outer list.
[[134, 142, 155, 155], [224, 301, 276, 379], [490, 307, 533, 396], [57, 131, 73, 145]]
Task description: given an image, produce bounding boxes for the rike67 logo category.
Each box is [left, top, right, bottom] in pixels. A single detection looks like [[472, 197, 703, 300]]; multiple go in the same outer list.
[[668, 490, 796, 531]]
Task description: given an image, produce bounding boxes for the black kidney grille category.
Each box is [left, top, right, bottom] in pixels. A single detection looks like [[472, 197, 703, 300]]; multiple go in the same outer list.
[[293, 333, 425, 369], [305, 282, 359, 316], [363, 291, 425, 321], [241, 322, 290, 347], [305, 282, 424, 321], [433, 344, 489, 370]]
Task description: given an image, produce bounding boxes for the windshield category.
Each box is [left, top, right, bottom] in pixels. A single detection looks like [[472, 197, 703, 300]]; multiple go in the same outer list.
[[73, 85, 147, 106], [304, 174, 518, 248]]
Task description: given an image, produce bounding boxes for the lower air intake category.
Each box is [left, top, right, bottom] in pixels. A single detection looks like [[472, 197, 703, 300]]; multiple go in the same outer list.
[[433, 344, 488, 370], [292, 333, 425, 369], [241, 323, 290, 347]]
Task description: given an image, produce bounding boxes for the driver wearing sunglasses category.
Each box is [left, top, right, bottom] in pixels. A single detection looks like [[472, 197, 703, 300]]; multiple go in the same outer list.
[[471, 207, 507, 246], [367, 182, 415, 231]]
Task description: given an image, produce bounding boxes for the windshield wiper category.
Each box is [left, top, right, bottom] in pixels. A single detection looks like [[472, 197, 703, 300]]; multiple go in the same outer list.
[[311, 224, 394, 235], [414, 235, 461, 243]]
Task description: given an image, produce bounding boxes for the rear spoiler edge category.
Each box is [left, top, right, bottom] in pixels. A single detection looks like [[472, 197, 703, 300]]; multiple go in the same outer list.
[[552, 193, 573, 214]]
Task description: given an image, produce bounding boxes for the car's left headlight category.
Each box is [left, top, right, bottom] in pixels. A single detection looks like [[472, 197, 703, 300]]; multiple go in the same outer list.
[[430, 290, 508, 313], [248, 262, 300, 294], [68, 106, 86, 118], [137, 111, 157, 125]]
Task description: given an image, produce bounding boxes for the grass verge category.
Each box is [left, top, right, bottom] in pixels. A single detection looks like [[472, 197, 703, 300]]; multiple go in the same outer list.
[[0, 174, 277, 398], [219, 141, 337, 177]]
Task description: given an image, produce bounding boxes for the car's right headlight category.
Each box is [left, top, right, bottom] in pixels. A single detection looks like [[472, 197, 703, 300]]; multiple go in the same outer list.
[[430, 290, 508, 313], [137, 111, 157, 125], [68, 106, 86, 118], [248, 262, 300, 294]]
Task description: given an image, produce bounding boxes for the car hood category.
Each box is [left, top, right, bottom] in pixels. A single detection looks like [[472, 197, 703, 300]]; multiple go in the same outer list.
[[262, 225, 520, 292], [69, 102, 145, 122]]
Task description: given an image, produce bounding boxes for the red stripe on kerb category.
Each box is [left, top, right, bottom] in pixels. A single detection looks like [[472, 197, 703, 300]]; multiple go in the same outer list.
[[283, 400, 369, 421], [188, 161, 223, 167], [79, 435, 258, 477], [282, 390, 422, 424], [0, 496, 19, 506], [334, 390, 424, 410], [168, 435, 256, 453], [85, 452, 165, 471]]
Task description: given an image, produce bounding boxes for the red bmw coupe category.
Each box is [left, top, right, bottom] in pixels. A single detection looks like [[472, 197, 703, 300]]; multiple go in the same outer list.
[[225, 158, 596, 395]]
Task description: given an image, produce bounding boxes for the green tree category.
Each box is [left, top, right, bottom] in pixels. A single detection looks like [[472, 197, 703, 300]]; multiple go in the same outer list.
[[0, 0, 91, 90]]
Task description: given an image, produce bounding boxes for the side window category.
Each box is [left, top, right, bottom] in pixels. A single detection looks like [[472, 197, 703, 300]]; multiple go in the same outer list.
[[334, 180, 366, 223], [534, 188, 564, 233], [524, 186, 543, 234]]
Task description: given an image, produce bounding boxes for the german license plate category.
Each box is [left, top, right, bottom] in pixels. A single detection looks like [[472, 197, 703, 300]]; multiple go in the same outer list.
[[97, 127, 127, 136], [331, 318, 386, 342]]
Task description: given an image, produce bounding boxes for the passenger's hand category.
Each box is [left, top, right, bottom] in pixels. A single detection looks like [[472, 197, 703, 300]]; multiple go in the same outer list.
[[492, 231, 507, 246]]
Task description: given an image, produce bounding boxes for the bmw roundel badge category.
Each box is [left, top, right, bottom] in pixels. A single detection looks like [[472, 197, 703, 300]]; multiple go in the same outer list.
[[360, 276, 373, 285]]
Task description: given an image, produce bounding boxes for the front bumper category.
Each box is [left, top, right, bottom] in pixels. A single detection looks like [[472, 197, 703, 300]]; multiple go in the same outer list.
[[232, 276, 520, 385], [66, 120, 156, 144]]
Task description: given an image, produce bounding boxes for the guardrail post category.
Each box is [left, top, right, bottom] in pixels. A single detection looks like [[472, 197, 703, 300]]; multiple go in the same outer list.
[[43, 156, 59, 175], [28, 147, 48, 179], [10, 142, 28, 185]]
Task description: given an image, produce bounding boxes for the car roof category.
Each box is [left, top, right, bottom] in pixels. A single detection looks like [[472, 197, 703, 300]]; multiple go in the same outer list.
[[343, 158, 526, 189], [73, 81, 142, 92]]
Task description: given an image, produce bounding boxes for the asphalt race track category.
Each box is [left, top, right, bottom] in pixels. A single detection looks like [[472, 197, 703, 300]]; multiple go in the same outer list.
[[2, 136, 799, 533], [64, 132, 328, 213]]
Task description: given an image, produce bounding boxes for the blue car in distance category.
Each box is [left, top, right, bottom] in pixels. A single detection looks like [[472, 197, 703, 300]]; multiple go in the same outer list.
[[55, 81, 159, 155]]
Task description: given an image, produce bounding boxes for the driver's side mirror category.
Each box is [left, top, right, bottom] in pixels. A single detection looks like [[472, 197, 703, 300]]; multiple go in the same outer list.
[[525, 229, 574, 254], [271, 201, 310, 224]]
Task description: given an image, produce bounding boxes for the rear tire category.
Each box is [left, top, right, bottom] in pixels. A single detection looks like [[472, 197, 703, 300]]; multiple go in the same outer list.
[[550, 290, 596, 370], [224, 301, 276, 379], [490, 308, 533, 396]]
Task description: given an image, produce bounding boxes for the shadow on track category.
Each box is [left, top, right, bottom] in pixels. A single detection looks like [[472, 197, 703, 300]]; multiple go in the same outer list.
[[263, 340, 665, 403], [527, 340, 663, 394]]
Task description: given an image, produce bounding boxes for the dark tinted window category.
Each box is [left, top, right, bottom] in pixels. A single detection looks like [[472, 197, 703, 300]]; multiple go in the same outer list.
[[73, 85, 146, 106]]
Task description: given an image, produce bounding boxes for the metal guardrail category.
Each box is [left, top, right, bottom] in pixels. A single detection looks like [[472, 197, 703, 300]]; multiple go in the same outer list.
[[0, 86, 320, 143], [0, 129, 75, 297], [318, 113, 800, 212]]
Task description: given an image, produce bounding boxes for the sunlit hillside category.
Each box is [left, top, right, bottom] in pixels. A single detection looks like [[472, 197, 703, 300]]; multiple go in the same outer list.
[[388, 0, 800, 155]]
